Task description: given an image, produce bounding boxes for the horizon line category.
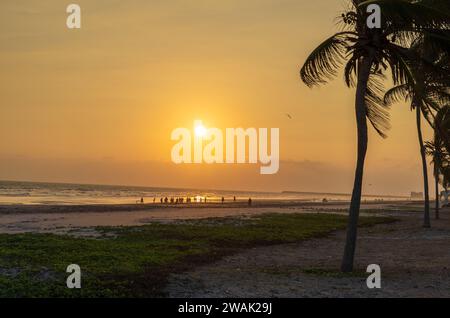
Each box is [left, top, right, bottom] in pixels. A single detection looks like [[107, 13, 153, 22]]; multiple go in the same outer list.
[[0, 178, 411, 199]]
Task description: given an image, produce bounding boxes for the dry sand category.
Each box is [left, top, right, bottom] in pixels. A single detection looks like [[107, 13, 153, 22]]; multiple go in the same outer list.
[[166, 208, 450, 298]]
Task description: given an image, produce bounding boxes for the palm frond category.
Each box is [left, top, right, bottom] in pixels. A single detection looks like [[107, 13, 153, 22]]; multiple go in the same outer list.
[[366, 72, 391, 138], [383, 84, 410, 105], [300, 32, 354, 87], [419, 0, 450, 14], [434, 105, 450, 154], [344, 56, 359, 87], [384, 43, 417, 86]]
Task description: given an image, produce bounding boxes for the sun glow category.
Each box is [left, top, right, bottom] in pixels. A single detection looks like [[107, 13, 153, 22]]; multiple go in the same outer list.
[[194, 122, 207, 137]]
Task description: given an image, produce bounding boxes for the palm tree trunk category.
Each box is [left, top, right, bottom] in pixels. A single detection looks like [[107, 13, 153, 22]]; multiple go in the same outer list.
[[416, 106, 431, 228], [435, 168, 439, 220], [341, 55, 372, 273]]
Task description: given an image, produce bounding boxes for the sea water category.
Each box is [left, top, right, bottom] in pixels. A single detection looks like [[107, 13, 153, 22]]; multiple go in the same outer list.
[[0, 180, 407, 205]]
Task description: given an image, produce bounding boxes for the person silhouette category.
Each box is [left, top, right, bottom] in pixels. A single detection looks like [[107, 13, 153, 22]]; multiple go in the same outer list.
[[221, 197, 225, 204], [248, 198, 252, 206], [140, 197, 144, 204]]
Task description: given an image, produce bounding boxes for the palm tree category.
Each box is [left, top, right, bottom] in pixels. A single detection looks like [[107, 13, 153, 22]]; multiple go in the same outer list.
[[426, 105, 450, 219], [425, 139, 449, 220], [441, 163, 450, 193], [384, 36, 450, 227], [425, 141, 445, 219], [300, 0, 449, 271]]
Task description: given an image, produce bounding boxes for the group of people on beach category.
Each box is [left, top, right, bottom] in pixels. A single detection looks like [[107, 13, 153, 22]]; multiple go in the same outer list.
[[137, 196, 253, 206], [158, 197, 191, 204]]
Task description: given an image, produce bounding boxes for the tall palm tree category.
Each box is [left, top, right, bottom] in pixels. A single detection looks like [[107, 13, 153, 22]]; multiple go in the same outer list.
[[384, 36, 450, 227], [425, 144, 441, 217], [425, 141, 445, 218], [426, 105, 450, 219], [300, 0, 449, 271], [441, 162, 450, 193]]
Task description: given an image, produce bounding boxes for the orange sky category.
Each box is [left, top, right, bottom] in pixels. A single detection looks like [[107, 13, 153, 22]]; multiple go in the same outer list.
[[0, 0, 434, 195]]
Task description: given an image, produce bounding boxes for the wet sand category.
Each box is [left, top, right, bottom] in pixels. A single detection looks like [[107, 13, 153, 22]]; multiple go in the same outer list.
[[0, 200, 414, 234]]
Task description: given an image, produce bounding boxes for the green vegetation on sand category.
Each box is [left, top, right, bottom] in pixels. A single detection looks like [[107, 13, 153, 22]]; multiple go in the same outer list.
[[0, 213, 394, 297]]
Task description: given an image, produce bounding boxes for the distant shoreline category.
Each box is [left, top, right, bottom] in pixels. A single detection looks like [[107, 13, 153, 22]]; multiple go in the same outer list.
[[0, 179, 410, 199]]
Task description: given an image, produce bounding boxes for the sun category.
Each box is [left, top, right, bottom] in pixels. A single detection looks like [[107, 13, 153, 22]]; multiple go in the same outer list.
[[194, 123, 207, 137]]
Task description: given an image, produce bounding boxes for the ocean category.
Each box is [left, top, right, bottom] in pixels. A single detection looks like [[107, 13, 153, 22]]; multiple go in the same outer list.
[[0, 180, 408, 205]]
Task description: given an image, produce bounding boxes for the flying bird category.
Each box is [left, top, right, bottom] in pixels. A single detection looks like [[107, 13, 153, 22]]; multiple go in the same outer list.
[[286, 113, 293, 119]]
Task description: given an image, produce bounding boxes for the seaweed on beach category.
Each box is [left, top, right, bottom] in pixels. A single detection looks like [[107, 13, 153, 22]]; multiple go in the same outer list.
[[0, 213, 394, 297]]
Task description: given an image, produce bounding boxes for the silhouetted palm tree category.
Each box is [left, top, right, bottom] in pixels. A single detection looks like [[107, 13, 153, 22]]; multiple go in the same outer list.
[[300, 0, 449, 271], [384, 34, 450, 227], [426, 105, 450, 218], [425, 141, 445, 218], [441, 163, 450, 193]]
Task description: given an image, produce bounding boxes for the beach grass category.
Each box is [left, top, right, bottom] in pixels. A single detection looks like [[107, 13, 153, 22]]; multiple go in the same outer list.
[[0, 213, 395, 297]]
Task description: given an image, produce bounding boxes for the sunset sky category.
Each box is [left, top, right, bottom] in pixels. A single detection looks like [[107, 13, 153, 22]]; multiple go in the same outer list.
[[0, 0, 434, 195]]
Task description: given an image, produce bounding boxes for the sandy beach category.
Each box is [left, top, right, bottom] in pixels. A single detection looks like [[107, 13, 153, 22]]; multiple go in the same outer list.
[[0, 200, 413, 234], [1, 199, 449, 297], [166, 211, 450, 298]]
